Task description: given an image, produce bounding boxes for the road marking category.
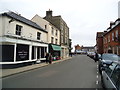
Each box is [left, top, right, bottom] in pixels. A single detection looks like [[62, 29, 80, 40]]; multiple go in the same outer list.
[[97, 72, 98, 74], [96, 75, 98, 78], [97, 65, 98, 68], [96, 80, 99, 85]]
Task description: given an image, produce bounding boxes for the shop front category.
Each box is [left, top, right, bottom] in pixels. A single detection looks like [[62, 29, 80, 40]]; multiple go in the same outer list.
[[0, 37, 48, 68], [49, 44, 61, 60]]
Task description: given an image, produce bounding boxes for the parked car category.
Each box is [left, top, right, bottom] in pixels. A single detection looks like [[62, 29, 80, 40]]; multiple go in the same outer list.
[[87, 52, 95, 58], [101, 61, 120, 90], [98, 53, 120, 74]]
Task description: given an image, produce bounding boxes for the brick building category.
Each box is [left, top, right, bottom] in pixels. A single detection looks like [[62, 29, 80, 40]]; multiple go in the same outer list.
[[96, 32, 104, 54], [96, 18, 120, 56], [103, 19, 120, 55]]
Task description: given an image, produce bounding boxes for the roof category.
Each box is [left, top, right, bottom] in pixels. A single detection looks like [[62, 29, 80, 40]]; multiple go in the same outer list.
[[103, 18, 120, 36], [1, 11, 47, 33]]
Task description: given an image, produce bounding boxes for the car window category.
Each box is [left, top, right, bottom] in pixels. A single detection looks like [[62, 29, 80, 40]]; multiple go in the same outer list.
[[105, 63, 117, 77], [111, 65, 120, 90], [102, 54, 119, 61]]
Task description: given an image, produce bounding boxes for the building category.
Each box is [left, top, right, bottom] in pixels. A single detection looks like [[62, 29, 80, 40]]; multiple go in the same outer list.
[[96, 32, 104, 54], [44, 10, 70, 59], [103, 19, 120, 55], [81, 46, 95, 53], [31, 14, 61, 60], [0, 11, 48, 68], [74, 44, 95, 54]]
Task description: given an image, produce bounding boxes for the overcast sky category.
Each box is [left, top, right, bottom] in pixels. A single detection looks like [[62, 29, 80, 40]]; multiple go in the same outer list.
[[0, 0, 120, 49]]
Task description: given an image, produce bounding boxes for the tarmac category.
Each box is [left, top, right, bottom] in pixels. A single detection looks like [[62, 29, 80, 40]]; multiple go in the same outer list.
[[0, 57, 72, 78]]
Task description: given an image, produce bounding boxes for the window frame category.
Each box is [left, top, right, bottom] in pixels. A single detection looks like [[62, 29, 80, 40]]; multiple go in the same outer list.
[[37, 32, 41, 40], [16, 24, 22, 36]]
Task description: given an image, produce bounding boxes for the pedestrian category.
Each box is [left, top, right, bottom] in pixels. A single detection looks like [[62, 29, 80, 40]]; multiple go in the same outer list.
[[45, 53, 49, 64], [49, 53, 52, 64], [94, 52, 98, 62]]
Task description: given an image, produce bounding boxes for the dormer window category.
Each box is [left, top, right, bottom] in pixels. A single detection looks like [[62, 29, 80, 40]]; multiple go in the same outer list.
[[16, 24, 22, 35]]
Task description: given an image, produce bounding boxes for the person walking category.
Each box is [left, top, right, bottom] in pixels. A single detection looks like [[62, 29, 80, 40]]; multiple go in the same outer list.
[[94, 52, 98, 62], [49, 53, 52, 64], [45, 53, 49, 64]]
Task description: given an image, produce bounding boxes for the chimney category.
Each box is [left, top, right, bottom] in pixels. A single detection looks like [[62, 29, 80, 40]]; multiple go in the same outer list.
[[110, 21, 114, 28], [46, 9, 52, 18]]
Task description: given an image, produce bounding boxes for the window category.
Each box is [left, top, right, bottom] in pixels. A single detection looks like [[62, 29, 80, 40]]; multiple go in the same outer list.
[[111, 65, 120, 89], [112, 33, 114, 41], [116, 30, 118, 39], [16, 25, 22, 35], [55, 39, 58, 44], [105, 63, 117, 77], [1, 45, 14, 62], [32, 46, 36, 59], [56, 30, 58, 36], [45, 25, 47, 30], [37, 32, 41, 40], [52, 27, 54, 35], [108, 35, 110, 42], [51, 37, 54, 44], [16, 44, 29, 61]]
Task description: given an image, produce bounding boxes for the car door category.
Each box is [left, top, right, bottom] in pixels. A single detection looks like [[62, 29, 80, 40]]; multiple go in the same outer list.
[[110, 65, 120, 90], [102, 63, 117, 89]]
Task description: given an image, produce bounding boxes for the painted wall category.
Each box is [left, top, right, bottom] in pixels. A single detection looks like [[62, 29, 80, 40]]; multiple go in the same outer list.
[[31, 15, 60, 45], [0, 16, 48, 43]]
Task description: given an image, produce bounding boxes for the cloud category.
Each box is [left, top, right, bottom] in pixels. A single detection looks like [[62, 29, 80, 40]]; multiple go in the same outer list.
[[0, 0, 119, 48]]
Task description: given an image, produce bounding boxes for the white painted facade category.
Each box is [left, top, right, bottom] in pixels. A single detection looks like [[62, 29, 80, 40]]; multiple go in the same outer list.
[[31, 14, 60, 45], [0, 12, 48, 65]]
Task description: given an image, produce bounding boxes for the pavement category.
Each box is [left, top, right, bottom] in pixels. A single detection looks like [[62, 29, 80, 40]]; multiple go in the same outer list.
[[0, 57, 72, 78]]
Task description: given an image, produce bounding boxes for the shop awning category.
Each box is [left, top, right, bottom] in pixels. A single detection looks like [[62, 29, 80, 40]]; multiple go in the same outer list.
[[51, 45, 61, 51]]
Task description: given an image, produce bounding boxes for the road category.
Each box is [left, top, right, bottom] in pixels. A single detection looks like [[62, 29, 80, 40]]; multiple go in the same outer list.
[[2, 55, 102, 88]]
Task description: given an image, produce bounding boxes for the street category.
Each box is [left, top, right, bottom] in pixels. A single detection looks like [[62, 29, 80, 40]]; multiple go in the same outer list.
[[2, 55, 102, 88]]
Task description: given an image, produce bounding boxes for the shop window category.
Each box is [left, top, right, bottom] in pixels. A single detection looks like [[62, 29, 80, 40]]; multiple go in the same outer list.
[[37, 47, 41, 59], [16, 24, 22, 36], [0, 45, 14, 62], [41, 47, 44, 58], [16, 44, 29, 61], [32, 46, 36, 59]]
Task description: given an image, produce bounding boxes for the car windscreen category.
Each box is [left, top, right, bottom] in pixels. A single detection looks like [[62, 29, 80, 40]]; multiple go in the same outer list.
[[102, 54, 120, 61]]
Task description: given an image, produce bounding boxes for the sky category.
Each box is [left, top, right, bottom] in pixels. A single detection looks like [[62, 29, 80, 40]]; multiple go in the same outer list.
[[0, 0, 120, 49]]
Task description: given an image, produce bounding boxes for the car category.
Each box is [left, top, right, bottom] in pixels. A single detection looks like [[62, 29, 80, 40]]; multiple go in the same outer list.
[[101, 61, 120, 90], [87, 52, 95, 58], [98, 53, 120, 74]]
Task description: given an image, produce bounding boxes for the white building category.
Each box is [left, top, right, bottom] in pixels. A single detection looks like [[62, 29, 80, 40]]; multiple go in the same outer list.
[[31, 14, 61, 59], [0, 12, 48, 68]]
